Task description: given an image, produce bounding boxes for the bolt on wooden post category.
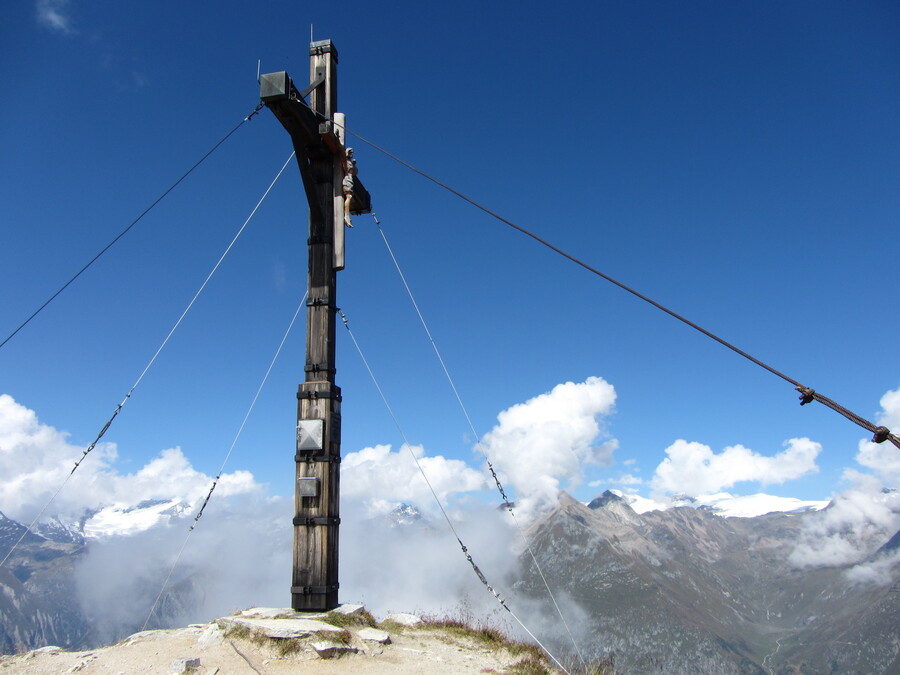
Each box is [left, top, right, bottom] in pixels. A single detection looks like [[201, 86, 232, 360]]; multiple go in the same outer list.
[[259, 39, 371, 612]]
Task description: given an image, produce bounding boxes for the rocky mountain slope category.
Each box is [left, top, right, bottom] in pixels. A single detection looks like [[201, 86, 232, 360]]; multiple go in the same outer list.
[[517, 492, 900, 674], [0, 512, 87, 653], [0, 507, 199, 653]]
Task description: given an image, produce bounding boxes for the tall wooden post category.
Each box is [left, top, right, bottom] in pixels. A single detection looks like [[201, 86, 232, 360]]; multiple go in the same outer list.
[[292, 40, 341, 612], [259, 40, 369, 612]]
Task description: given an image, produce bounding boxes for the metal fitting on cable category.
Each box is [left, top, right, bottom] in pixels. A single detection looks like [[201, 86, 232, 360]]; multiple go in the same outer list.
[[872, 426, 891, 444], [797, 387, 816, 406]]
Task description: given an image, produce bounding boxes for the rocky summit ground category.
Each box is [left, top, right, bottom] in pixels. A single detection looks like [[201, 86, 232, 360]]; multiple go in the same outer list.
[[0, 606, 550, 675]]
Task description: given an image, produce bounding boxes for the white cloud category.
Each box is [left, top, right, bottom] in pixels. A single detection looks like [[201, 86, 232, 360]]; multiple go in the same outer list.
[[845, 548, 900, 586], [476, 376, 618, 520], [789, 471, 900, 570], [0, 396, 540, 647], [876, 388, 900, 429], [788, 387, 900, 571], [588, 473, 643, 489], [341, 443, 486, 516], [855, 387, 900, 486], [0, 394, 260, 523], [650, 437, 821, 496], [35, 0, 74, 33]]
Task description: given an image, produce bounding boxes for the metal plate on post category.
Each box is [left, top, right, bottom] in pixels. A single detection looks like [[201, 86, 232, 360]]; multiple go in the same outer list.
[[297, 477, 319, 497], [260, 71, 290, 101], [297, 419, 324, 451]]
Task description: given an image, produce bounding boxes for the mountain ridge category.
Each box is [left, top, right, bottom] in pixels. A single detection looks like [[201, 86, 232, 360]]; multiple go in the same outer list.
[[518, 491, 900, 674]]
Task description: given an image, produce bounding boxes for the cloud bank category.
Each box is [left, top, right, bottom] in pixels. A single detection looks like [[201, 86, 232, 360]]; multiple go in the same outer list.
[[856, 387, 900, 486], [789, 471, 900, 570], [3, 382, 899, 644], [477, 376, 618, 520], [342, 443, 486, 517], [0, 394, 258, 524], [650, 437, 821, 497]]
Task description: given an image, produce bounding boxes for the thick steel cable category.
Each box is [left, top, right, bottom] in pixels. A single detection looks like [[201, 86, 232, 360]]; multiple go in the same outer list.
[[142, 291, 307, 631], [0, 152, 295, 570], [327, 118, 899, 450], [338, 309, 570, 674], [0, 103, 265, 352], [371, 214, 587, 668]]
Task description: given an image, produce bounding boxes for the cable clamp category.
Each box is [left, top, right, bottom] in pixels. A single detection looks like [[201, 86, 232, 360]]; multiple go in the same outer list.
[[245, 102, 265, 121], [306, 297, 330, 307], [872, 426, 891, 444], [797, 387, 816, 406]]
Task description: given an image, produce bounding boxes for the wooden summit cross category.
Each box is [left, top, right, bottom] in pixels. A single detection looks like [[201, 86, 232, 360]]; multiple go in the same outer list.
[[259, 39, 371, 612]]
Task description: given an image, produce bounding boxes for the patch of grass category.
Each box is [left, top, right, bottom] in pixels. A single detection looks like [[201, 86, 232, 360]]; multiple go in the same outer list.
[[378, 620, 409, 634], [223, 623, 255, 643], [324, 609, 377, 628], [272, 638, 304, 657], [311, 629, 352, 645], [421, 614, 559, 673], [508, 656, 552, 675], [424, 618, 508, 649], [224, 622, 309, 658], [566, 654, 622, 675]]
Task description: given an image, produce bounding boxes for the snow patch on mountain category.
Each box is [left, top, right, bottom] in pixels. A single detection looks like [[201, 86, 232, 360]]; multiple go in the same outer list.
[[606, 490, 828, 517], [80, 498, 193, 538]]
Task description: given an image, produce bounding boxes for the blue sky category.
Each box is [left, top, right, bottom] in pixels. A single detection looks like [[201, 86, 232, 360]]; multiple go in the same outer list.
[[1, 1, 899, 522]]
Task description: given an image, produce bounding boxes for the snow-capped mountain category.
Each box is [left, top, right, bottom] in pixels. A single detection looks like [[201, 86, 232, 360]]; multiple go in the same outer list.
[[388, 503, 426, 528], [607, 489, 829, 517], [79, 498, 193, 538]]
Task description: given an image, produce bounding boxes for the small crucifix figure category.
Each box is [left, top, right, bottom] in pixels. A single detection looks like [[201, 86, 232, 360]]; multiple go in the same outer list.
[[342, 147, 357, 228]]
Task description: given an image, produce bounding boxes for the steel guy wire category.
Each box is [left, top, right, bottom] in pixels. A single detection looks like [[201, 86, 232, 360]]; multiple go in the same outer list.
[[0, 151, 294, 571], [322, 108, 900, 450], [190, 292, 307, 532], [338, 308, 570, 674], [371, 213, 587, 668], [0, 103, 265, 352], [142, 290, 307, 631]]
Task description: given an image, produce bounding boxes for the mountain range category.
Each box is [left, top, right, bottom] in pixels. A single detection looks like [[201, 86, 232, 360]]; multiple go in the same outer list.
[[2, 492, 899, 673], [518, 491, 900, 674]]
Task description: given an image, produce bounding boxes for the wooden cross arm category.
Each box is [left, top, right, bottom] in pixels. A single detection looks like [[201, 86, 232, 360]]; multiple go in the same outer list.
[[260, 71, 326, 155]]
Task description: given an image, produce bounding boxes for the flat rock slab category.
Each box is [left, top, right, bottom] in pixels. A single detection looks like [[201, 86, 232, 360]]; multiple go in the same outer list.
[[311, 641, 358, 659], [221, 617, 344, 639], [171, 656, 200, 673], [332, 603, 365, 616], [239, 607, 300, 619], [385, 613, 422, 626], [197, 624, 224, 649], [357, 628, 391, 644]]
